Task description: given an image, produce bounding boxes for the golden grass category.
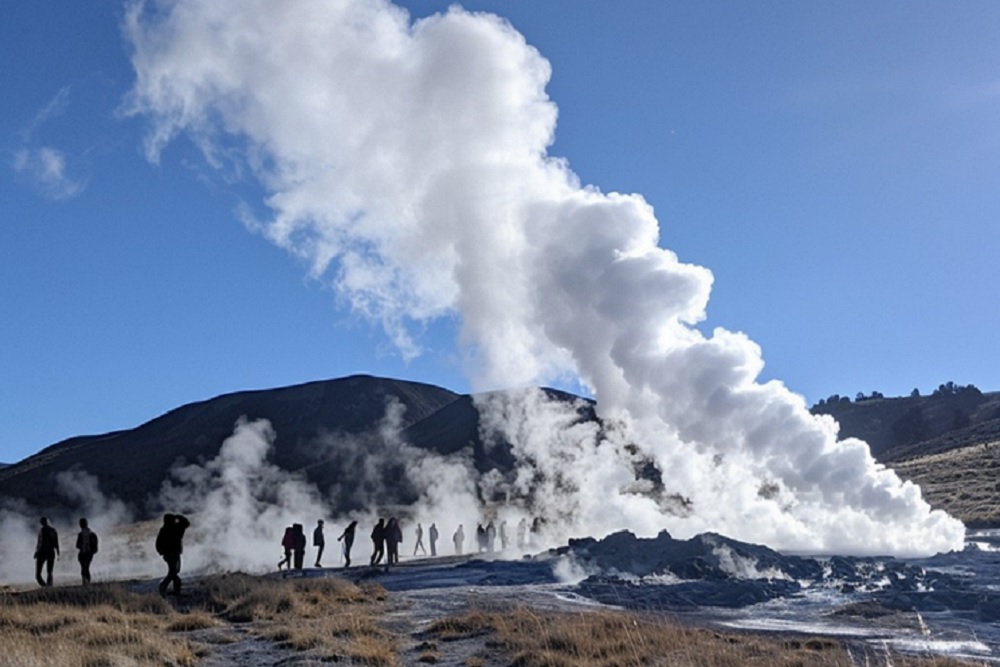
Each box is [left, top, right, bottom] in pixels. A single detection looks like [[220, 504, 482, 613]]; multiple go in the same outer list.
[[0, 573, 395, 667], [428, 606, 986, 667]]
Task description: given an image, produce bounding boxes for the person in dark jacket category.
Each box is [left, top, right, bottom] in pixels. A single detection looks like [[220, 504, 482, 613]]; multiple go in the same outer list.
[[338, 520, 357, 567], [291, 523, 307, 570], [385, 517, 403, 569], [278, 526, 294, 571], [313, 519, 326, 568], [476, 523, 486, 553], [370, 518, 386, 566], [155, 513, 190, 596], [34, 517, 59, 587], [75, 517, 98, 585]]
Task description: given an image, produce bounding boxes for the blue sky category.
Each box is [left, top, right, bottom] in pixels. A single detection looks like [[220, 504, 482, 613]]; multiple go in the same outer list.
[[2, 1, 999, 465]]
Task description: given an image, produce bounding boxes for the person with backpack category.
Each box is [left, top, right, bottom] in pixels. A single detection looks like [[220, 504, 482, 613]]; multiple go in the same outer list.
[[313, 519, 326, 568], [75, 517, 98, 585], [155, 513, 190, 596], [34, 517, 59, 587]]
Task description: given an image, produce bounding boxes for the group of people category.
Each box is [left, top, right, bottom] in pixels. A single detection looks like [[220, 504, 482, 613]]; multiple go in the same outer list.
[[277, 515, 539, 573], [31, 517, 98, 588], [278, 519, 361, 572], [29, 511, 542, 591], [30, 512, 188, 597]]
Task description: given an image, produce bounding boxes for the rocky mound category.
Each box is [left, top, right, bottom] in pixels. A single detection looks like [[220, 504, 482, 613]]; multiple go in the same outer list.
[[558, 530, 1000, 622]]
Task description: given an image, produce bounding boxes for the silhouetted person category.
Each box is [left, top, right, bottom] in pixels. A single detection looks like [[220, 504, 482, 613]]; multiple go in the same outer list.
[[313, 519, 325, 567], [156, 513, 190, 596], [428, 522, 439, 557], [485, 521, 496, 553], [385, 517, 403, 568], [338, 520, 357, 567], [370, 518, 386, 566], [476, 523, 486, 553], [75, 518, 98, 585], [34, 517, 59, 587], [292, 523, 307, 570], [499, 520, 509, 550], [453, 524, 465, 555], [413, 522, 426, 556], [516, 518, 527, 549], [278, 525, 294, 571]]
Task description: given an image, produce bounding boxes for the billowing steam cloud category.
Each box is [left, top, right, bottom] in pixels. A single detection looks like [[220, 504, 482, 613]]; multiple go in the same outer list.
[[121, 0, 964, 557]]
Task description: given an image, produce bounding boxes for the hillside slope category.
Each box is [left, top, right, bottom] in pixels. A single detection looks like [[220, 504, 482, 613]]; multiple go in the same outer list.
[[810, 389, 1000, 461], [0, 375, 460, 517]]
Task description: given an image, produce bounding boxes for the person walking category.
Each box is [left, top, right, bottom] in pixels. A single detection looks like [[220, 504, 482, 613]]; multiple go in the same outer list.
[[278, 526, 294, 571], [370, 518, 386, 566], [428, 522, 439, 557], [34, 517, 59, 587], [338, 520, 357, 567], [413, 522, 427, 556], [453, 524, 465, 555], [313, 519, 326, 567], [75, 518, 98, 585], [155, 513, 190, 596]]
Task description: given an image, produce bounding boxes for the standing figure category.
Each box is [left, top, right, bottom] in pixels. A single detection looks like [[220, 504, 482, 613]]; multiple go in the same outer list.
[[313, 519, 326, 567], [413, 522, 427, 556], [428, 522, 439, 557], [338, 520, 358, 567], [34, 517, 59, 587], [385, 517, 403, 568], [291, 523, 307, 570], [75, 518, 98, 585], [370, 518, 386, 566], [278, 526, 294, 571], [516, 518, 527, 549], [155, 513, 190, 596], [499, 520, 509, 550], [476, 524, 486, 553], [485, 521, 496, 553], [453, 524, 465, 555]]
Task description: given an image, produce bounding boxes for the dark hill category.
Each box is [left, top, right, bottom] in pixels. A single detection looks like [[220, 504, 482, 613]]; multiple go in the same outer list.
[[0, 375, 460, 517], [810, 389, 1000, 462], [0, 376, 596, 520]]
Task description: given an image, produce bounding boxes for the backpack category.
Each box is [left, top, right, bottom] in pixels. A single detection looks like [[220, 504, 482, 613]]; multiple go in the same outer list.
[[90, 531, 99, 554]]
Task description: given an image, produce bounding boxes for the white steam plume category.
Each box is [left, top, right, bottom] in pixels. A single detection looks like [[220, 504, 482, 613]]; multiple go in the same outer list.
[[122, 0, 964, 556]]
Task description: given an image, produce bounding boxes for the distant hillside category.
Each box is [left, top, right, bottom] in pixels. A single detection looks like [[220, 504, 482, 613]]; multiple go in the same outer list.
[[0, 375, 595, 519], [890, 440, 1000, 528], [810, 386, 1000, 462]]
